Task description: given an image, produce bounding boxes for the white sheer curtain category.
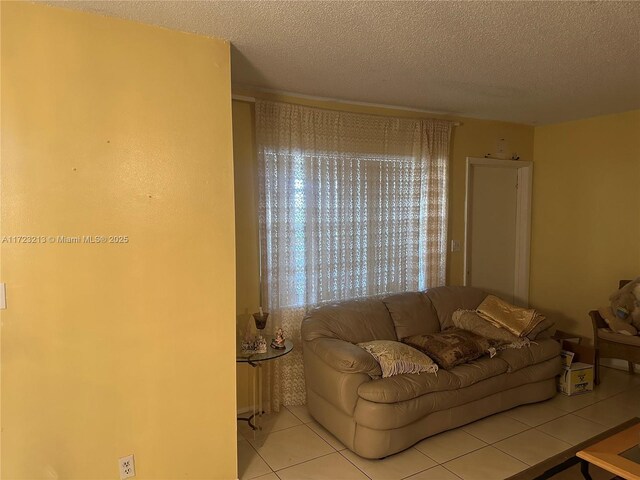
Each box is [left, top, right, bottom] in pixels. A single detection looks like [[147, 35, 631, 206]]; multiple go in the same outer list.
[[256, 100, 453, 409]]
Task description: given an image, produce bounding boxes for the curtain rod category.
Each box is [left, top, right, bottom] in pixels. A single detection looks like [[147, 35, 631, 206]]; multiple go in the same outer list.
[[232, 94, 462, 126]]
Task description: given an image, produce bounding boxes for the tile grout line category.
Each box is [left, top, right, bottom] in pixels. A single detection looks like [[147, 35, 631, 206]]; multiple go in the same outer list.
[[570, 389, 639, 427], [262, 423, 335, 473], [460, 416, 530, 446], [531, 402, 626, 445], [336, 448, 375, 480], [453, 410, 576, 468], [394, 448, 440, 480], [427, 442, 488, 465], [242, 410, 352, 478], [297, 419, 340, 453], [273, 451, 336, 475], [437, 440, 531, 475], [411, 446, 437, 463], [440, 463, 464, 480], [241, 435, 277, 480], [283, 405, 314, 424], [296, 419, 348, 449], [489, 441, 538, 468], [240, 417, 315, 477], [398, 456, 443, 480]]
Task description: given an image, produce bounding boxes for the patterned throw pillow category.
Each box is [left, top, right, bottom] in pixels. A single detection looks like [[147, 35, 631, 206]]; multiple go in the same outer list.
[[357, 340, 438, 378], [403, 328, 496, 370]]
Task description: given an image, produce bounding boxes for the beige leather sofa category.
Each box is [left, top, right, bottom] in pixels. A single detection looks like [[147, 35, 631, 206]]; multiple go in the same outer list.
[[301, 286, 561, 459]]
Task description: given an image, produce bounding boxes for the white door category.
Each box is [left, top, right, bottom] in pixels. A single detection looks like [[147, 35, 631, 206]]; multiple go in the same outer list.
[[464, 158, 532, 306]]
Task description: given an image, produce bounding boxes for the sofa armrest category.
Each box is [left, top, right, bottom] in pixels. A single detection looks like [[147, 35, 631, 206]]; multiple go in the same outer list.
[[303, 339, 376, 417], [305, 338, 382, 377]]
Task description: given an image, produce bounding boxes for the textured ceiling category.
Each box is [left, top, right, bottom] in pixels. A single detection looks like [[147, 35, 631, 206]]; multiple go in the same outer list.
[[47, 1, 640, 124]]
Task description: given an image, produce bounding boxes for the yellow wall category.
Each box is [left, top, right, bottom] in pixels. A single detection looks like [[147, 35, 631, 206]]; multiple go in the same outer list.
[[1, 3, 237, 479], [530, 110, 640, 340], [233, 101, 259, 410], [232, 90, 534, 408]]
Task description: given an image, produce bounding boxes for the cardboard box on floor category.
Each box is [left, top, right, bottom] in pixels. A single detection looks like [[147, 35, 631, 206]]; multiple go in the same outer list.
[[556, 335, 595, 396]]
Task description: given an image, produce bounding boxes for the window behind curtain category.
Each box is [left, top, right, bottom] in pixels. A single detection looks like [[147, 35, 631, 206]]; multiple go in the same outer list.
[[263, 150, 429, 308]]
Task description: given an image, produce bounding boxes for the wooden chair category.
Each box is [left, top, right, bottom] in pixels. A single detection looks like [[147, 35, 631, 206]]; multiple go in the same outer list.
[[590, 280, 640, 384]]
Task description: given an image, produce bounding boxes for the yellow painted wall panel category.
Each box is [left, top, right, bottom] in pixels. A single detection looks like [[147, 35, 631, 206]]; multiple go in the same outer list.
[[232, 101, 259, 409], [1, 3, 236, 479], [530, 109, 640, 340]]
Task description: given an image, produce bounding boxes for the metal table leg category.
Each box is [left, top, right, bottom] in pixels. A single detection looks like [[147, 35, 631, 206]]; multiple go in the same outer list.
[[237, 360, 264, 439]]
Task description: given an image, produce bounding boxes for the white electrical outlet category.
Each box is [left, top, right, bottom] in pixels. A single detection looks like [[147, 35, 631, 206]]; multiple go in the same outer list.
[[450, 240, 461, 252], [119, 454, 135, 479]]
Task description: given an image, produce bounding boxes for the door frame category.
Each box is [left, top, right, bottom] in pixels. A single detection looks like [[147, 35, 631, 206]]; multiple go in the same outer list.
[[463, 157, 533, 306]]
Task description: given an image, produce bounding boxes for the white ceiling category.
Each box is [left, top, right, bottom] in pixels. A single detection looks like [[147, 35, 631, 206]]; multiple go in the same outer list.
[[48, 1, 640, 125]]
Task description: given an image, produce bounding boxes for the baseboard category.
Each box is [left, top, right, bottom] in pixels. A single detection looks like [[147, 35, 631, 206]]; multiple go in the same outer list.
[[600, 358, 640, 371], [237, 406, 254, 415]]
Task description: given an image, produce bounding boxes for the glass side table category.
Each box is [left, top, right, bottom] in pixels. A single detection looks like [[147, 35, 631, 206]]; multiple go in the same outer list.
[[236, 339, 293, 433]]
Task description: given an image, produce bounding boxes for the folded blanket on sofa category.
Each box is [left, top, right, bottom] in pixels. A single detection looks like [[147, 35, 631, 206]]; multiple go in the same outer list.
[[476, 295, 547, 338], [452, 309, 530, 348]]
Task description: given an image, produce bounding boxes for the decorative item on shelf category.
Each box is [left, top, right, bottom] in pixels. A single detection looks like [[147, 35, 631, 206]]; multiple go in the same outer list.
[[240, 309, 268, 355], [255, 335, 267, 353], [241, 334, 268, 354], [240, 338, 254, 354], [484, 152, 520, 161], [271, 327, 286, 349], [252, 306, 269, 330], [483, 139, 520, 161]]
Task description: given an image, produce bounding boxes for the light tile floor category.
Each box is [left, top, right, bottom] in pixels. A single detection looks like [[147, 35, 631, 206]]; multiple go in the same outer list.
[[237, 367, 640, 480]]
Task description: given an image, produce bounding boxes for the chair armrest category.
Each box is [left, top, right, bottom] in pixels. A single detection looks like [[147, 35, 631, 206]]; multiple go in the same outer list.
[[589, 310, 607, 329], [589, 310, 607, 348], [305, 338, 382, 377]]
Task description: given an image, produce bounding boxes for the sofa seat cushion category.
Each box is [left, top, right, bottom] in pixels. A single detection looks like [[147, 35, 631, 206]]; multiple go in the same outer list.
[[598, 328, 640, 346], [356, 356, 508, 403], [449, 356, 509, 388], [354, 356, 561, 430], [496, 339, 561, 372], [357, 370, 460, 403]]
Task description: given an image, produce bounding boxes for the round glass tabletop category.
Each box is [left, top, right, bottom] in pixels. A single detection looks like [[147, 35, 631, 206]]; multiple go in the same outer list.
[[236, 339, 293, 363]]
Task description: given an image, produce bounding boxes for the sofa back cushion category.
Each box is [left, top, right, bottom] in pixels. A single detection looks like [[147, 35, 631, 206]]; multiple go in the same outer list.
[[425, 286, 488, 330], [382, 292, 440, 340], [302, 298, 397, 344]]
